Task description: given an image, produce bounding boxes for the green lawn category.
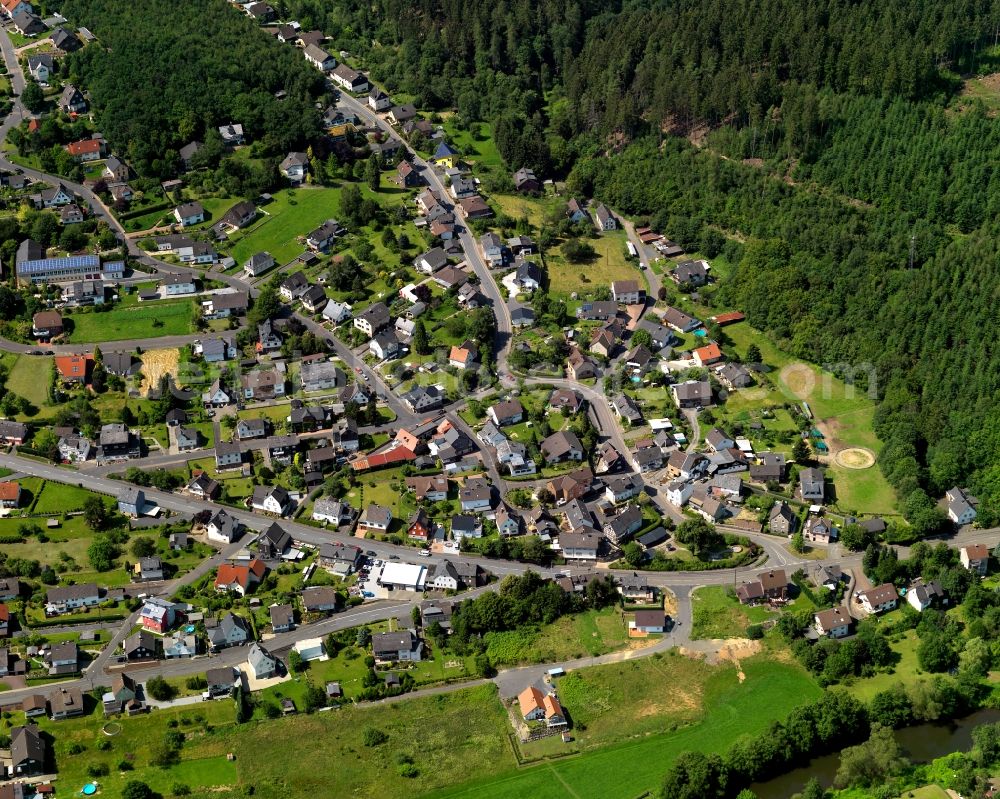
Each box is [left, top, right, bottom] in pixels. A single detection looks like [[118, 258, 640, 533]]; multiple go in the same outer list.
[[66, 300, 196, 343], [227, 187, 346, 266], [429, 655, 822, 799], [14, 699, 239, 796], [845, 629, 922, 701], [440, 119, 503, 168], [5, 353, 53, 413], [690, 585, 774, 639], [32, 481, 97, 513], [546, 230, 641, 296]]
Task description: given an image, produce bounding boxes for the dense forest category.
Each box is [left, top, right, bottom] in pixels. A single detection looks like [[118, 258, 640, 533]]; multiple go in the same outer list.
[[55, 0, 325, 177]]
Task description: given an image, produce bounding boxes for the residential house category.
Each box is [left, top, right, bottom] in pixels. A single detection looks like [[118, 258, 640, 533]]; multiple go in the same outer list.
[[372, 631, 423, 663], [513, 167, 540, 193], [750, 452, 787, 483], [306, 219, 344, 251], [603, 504, 643, 544], [45, 583, 100, 616], [907, 579, 946, 612], [799, 467, 826, 502], [242, 252, 276, 278], [547, 467, 594, 504], [301, 586, 339, 614], [518, 686, 567, 727], [815, 606, 851, 638], [173, 201, 205, 227], [407, 508, 433, 540], [58, 85, 87, 115], [359, 504, 392, 533], [117, 486, 145, 518], [671, 259, 710, 287], [317, 541, 362, 571], [960, 543, 990, 575], [803, 515, 835, 545], [354, 301, 391, 336], [140, 598, 175, 633], [214, 441, 242, 470], [331, 63, 369, 92], [662, 306, 701, 333], [132, 556, 164, 582], [304, 43, 336, 70], [205, 667, 237, 696], [567, 348, 598, 380], [946, 487, 978, 525], [566, 197, 589, 223], [717, 363, 753, 390], [208, 613, 250, 650], [541, 430, 584, 463], [611, 279, 643, 304], [630, 610, 667, 634], [693, 342, 723, 367], [251, 485, 292, 517], [858, 583, 898, 615], [594, 203, 616, 231], [207, 510, 239, 544], [48, 686, 85, 719], [768, 501, 798, 535], [489, 399, 524, 427], [459, 477, 492, 512], [671, 380, 712, 409], [123, 630, 158, 661], [9, 724, 46, 775], [406, 474, 449, 502], [247, 644, 279, 680], [279, 152, 309, 184], [214, 560, 266, 596]]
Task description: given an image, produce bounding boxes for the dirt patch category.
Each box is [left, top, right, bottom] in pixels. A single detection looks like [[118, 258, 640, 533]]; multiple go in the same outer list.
[[139, 348, 180, 393], [678, 638, 762, 668], [778, 363, 816, 399], [742, 158, 764, 168], [835, 447, 876, 469]]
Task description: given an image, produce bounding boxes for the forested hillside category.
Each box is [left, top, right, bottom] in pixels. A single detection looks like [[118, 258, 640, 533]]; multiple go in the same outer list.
[[57, 0, 325, 177]]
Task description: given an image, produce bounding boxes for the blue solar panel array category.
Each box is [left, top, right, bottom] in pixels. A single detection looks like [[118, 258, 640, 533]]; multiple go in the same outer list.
[[17, 254, 100, 276]]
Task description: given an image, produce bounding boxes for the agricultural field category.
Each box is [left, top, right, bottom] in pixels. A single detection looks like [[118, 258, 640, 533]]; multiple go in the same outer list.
[[546, 229, 643, 296], [690, 585, 775, 640], [430, 654, 822, 799], [65, 300, 196, 343]]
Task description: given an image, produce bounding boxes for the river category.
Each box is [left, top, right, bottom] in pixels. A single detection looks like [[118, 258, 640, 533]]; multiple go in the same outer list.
[[748, 707, 1000, 798]]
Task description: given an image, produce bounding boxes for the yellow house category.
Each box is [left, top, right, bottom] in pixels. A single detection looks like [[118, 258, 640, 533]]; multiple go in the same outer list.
[[432, 140, 459, 168]]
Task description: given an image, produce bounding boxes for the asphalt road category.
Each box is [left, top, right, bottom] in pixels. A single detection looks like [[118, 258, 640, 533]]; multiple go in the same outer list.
[[337, 94, 514, 382]]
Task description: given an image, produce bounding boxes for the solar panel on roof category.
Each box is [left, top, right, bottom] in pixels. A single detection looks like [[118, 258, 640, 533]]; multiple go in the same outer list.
[[17, 255, 99, 275]]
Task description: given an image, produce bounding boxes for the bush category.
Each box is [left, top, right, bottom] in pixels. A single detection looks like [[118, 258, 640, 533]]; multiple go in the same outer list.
[[172, 784, 191, 796], [118, 760, 135, 771], [87, 764, 110, 778], [746, 624, 764, 640], [362, 727, 388, 747], [146, 675, 177, 701], [398, 763, 419, 778]]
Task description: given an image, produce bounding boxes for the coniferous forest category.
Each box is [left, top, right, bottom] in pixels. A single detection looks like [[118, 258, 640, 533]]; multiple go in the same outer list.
[[55, 0, 1000, 523]]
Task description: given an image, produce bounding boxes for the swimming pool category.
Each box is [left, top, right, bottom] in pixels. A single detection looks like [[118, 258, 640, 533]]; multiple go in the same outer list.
[[694, 329, 707, 337], [82, 784, 97, 796]]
